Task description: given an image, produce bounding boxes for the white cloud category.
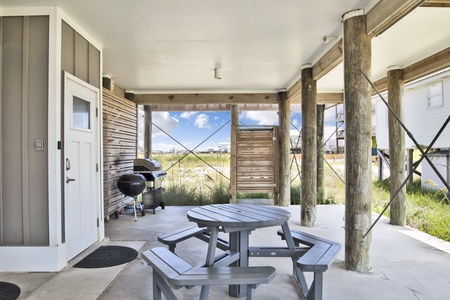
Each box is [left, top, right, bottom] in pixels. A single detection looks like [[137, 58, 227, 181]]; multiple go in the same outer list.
[[152, 112, 179, 136], [195, 113, 211, 129], [324, 126, 337, 140], [241, 111, 279, 125], [180, 112, 197, 119], [324, 107, 336, 125]]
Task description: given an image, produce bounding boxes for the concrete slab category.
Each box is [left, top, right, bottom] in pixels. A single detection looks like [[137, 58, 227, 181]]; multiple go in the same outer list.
[[1, 205, 449, 300], [17, 241, 145, 300]]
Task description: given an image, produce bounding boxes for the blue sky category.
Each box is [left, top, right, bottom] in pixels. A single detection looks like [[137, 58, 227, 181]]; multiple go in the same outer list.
[[138, 108, 338, 153]]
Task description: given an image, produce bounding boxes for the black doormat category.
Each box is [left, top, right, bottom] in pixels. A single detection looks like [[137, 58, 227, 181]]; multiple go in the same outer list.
[[0, 281, 20, 300], [74, 245, 138, 268]]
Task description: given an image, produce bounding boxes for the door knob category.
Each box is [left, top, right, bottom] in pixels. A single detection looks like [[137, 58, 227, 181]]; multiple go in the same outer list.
[[66, 176, 76, 183]]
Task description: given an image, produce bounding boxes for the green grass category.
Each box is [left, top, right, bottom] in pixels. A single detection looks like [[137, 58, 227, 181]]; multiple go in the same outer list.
[[372, 180, 450, 242]]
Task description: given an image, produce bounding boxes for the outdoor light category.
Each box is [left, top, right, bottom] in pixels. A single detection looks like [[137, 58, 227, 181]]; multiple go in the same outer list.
[[214, 68, 222, 80], [322, 35, 337, 44]]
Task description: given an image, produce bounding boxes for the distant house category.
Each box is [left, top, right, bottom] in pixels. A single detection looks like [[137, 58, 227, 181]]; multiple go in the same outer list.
[[375, 69, 450, 189], [218, 142, 231, 153]]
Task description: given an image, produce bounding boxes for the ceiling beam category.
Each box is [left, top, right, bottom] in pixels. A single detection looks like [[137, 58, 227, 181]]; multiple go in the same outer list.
[[287, 0, 424, 100], [312, 39, 343, 81], [133, 93, 279, 105], [317, 93, 343, 104], [149, 103, 303, 112], [135, 92, 343, 111], [287, 79, 301, 102], [374, 46, 450, 92], [421, 0, 450, 7], [366, 0, 425, 37]]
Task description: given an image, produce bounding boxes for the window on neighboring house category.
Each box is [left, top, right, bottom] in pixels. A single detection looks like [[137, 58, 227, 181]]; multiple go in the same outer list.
[[427, 81, 444, 109]]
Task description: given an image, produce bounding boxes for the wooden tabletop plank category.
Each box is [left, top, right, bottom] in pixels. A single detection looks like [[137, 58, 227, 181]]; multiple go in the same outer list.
[[187, 204, 290, 231], [199, 205, 259, 222], [217, 204, 290, 223]]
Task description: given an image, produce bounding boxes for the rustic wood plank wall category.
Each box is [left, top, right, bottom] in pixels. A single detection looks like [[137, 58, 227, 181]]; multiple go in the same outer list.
[[236, 129, 276, 193], [103, 88, 137, 218]]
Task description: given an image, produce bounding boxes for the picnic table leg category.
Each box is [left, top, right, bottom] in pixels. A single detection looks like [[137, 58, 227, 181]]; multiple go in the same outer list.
[[229, 230, 249, 298], [280, 222, 310, 296], [306, 272, 323, 300], [200, 226, 219, 300]]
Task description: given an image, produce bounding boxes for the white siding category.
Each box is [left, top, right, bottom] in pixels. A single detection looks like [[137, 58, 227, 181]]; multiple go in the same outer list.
[[404, 75, 450, 148], [375, 92, 389, 149], [375, 71, 450, 150]]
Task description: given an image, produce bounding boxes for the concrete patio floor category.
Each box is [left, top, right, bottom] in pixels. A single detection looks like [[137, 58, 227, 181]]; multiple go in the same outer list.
[[2, 204, 449, 300]]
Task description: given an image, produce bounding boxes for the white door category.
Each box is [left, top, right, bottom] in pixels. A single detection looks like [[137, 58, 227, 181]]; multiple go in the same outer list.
[[64, 73, 100, 260]]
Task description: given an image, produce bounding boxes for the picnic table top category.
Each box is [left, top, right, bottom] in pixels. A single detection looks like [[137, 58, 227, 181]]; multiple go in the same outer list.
[[187, 204, 290, 233]]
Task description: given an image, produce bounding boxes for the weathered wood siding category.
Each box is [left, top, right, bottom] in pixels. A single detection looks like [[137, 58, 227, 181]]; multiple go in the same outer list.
[[236, 128, 276, 193], [103, 88, 137, 217]]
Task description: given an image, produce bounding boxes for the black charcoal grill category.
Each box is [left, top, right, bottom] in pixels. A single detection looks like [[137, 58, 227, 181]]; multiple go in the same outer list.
[[117, 173, 147, 221], [133, 158, 166, 214]]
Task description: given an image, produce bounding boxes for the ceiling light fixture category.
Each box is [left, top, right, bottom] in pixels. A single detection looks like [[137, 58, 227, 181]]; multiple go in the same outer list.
[[214, 68, 222, 80], [322, 35, 337, 44]]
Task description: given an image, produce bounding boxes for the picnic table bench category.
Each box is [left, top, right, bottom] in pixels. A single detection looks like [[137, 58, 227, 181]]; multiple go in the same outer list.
[[142, 247, 275, 300], [277, 229, 341, 300], [157, 225, 229, 253]]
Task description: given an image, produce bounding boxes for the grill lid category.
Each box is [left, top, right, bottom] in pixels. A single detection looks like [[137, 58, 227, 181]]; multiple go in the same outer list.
[[133, 158, 162, 171], [117, 173, 146, 197]]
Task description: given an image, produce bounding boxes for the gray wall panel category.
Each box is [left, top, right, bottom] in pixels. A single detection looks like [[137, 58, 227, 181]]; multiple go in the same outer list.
[[61, 21, 100, 88], [1, 16, 49, 245], [75, 32, 89, 83], [61, 21, 74, 76], [89, 44, 100, 88], [28, 16, 49, 244], [2, 17, 24, 244]]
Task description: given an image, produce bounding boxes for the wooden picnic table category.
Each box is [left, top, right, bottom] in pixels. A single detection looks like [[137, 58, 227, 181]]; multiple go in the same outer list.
[[187, 204, 300, 298]]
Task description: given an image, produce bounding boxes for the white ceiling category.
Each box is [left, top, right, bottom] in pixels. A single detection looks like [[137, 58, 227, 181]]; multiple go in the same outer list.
[[1, 0, 450, 94]]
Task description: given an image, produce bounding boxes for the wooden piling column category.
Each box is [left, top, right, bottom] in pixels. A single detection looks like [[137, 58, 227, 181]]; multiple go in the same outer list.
[[317, 104, 325, 203], [144, 105, 152, 158], [343, 9, 372, 273], [301, 65, 317, 226], [387, 66, 406, 226], [407, 149, 414, 185], [278, 92, 290, 207], [230, 105, 239, 204]]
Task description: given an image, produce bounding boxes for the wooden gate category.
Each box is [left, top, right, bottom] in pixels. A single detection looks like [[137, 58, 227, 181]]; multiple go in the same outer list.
[[235, 127, 278, 194]]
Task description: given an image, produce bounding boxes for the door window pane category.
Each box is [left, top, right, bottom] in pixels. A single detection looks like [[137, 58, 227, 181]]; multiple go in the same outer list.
[[73, 96, 90, 129]]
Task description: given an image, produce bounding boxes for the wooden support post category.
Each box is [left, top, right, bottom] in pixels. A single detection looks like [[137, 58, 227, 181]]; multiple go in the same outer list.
[[317, 104, 325, 203], [343, 9, 372, 273], [144, 105, 152, 158], [278, 92, 290, 207], [230, 105, 239, 204], [378, 150, 384, 181], [407, 149, 414, 184], [387, 66, 406, 226], [301, 65, 317, 226]]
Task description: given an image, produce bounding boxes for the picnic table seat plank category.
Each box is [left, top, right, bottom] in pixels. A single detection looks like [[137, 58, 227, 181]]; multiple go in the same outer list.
[[143, 247, 275, 300], [158, 225, 229, 253]]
